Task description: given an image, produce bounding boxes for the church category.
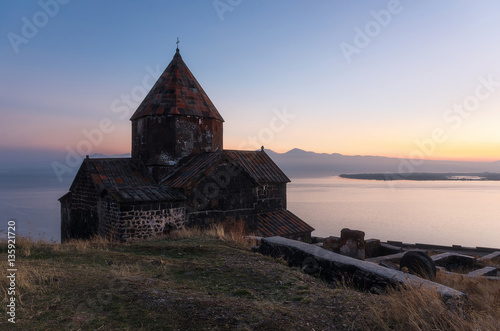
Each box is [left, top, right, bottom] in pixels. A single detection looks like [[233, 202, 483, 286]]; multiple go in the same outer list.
[[59, 47, 314, 242]]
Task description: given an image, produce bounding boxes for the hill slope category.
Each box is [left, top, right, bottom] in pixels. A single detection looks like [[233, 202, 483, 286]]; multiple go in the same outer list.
[[0, 235, 370, 330], [1, 232, 498, 330]]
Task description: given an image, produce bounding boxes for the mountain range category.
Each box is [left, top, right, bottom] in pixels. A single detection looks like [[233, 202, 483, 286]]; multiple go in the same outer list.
[[90, 148, 500, 177], [264, 148, 500, 176]]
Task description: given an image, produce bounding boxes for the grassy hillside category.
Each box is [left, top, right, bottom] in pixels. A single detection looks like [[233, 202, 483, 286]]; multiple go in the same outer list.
[[1, 226, 499, 330]]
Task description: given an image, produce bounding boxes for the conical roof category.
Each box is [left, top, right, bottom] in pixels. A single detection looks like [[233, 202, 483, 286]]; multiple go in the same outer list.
[[131, 49, 224, 121]]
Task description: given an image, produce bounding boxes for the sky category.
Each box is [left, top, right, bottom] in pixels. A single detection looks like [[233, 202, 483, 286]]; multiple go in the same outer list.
[[2, 0, 500, 166]]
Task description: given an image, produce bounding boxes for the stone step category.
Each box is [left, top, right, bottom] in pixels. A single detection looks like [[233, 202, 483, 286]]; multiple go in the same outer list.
[[467, 266, 498, 277], [431, 252, 476, 269], [366, 251, 407, 264], [477, 251, 500, 262]]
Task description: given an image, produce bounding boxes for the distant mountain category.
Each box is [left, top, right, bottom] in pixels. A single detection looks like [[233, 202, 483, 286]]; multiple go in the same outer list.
[[90, 153, 131, 159], [265, 148, 500, 176], [91, 149, 500, 177]]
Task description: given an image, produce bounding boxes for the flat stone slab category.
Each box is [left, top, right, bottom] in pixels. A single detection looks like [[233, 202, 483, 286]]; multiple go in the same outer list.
[[366, 251, 407, 264], [431, 252, 476, 270], [467, 267, 498, 277], [380, 243, 403, 255], [259, 236, 465, 302], [366, 249, 429, 264], [477, 251, 500, 262]]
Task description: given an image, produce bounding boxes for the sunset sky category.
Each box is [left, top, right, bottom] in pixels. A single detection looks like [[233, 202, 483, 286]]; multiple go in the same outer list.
[[2, 0, 500, 164]]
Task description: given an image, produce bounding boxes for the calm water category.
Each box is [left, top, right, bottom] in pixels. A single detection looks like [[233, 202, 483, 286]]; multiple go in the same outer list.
[[0, 168, 66, 242], [1, 171, 499, 248], [288, 176, 500, 248], [0, 187, 62, 241]]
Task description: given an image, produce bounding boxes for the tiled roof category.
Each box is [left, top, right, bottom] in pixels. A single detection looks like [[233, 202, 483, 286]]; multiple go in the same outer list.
[[162, 150, 290, 189], [256, 210, 315, 237], [73, 157, 184, 203], [106, 186, 183, 204], [130, 49, 224, 122], [224, 150, 290, 184], [161, 152, 224, 189]]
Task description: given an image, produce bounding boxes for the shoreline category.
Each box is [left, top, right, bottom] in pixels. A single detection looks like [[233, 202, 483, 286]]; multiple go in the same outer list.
[[339, 172, 500, 181]]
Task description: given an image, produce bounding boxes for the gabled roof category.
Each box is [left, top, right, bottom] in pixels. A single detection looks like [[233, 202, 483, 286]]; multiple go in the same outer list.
[[224, 150, 290, 184], [161, 150, 290, 189], [130, 49, 224, 122], [160, 152, 225, 189], [256, 210, 315, 237], [71, 158, 184, 203]]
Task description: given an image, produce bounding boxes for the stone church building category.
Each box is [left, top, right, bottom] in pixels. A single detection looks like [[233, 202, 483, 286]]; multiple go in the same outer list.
[[60, 48, 314, 242]]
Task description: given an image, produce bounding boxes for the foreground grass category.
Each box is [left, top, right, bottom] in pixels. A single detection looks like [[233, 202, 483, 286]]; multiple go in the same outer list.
[[1, 227, 499, 330], [1, 228, 369, 330]]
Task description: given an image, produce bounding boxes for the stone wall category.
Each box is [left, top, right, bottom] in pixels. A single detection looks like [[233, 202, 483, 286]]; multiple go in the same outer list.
[[61, 168, 100, 241], [175, 116, 223, 159], [59, 193, 72, 241], [96, 195, 121, 240], [256, 183, 287, 212], [112, 202, 185, 242], [132, 115, 177, 166], [132, 115, 223, 168], [184, 161, 257, 229]]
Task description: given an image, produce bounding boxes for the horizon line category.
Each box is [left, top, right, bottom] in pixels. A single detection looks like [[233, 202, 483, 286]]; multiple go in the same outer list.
[[1, 146, 498, 164]]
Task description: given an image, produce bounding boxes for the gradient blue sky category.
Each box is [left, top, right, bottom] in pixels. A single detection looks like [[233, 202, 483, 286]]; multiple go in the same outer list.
[[2, 0, 500, 164]]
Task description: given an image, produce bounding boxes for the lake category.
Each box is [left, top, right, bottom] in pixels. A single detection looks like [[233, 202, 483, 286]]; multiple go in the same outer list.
[[288, 176, 500, 248], [1, 171, 499, 248]]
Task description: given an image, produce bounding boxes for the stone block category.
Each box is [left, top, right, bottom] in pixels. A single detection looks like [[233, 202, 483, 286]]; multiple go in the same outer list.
[[340, 228, 365, 260], [322, 236, 340, 252], [365, 239, 381, 258]]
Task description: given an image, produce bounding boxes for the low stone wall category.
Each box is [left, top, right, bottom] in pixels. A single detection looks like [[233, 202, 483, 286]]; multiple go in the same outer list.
[[114, 202, 185, 241], [259, 236, 465, 304]]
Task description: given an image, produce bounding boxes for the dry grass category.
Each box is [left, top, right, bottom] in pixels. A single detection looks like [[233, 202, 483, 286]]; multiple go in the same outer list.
[[0, 228, 371, 330], [0, 258, 59, 311], [365, 284, 471, 330], [437, 272, 500, 329], [52, 235, 113, 253], [12, 235, 48, 258], [363, 270, 500, 330], [2, 226, 499, 330], [169, 220, 257, 248]]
